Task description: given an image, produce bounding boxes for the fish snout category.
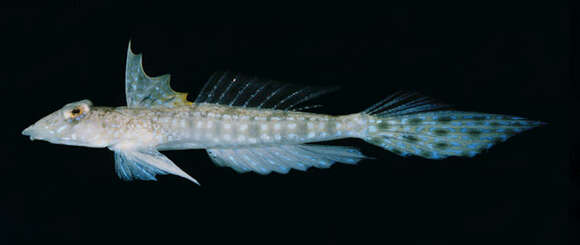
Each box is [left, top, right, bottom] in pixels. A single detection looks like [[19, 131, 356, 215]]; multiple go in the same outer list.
[[22, 124, 39, 140]]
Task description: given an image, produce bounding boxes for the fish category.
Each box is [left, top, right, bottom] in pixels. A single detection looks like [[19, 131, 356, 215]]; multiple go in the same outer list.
[[21, 41, 545, 185]]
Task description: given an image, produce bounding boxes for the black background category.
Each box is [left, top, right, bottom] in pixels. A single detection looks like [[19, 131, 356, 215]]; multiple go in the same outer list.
[[1, 3, 574, 244]]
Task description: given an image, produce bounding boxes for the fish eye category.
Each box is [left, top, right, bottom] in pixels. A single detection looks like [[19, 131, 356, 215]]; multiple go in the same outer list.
[[63, 103, 90, 121]]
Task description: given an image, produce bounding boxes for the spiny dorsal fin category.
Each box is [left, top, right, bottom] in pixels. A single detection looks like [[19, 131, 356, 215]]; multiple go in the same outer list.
[[194, 71, 339, 111], [125, 41, 191, 108]]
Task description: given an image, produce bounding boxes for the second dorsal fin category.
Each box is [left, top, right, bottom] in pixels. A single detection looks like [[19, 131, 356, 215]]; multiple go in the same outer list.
[[194, 71, 339, 111]]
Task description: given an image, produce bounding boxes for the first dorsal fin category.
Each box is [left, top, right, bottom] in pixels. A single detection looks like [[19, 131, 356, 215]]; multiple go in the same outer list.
[[125, 41, 191, 108], [194, 71, 339, 111]]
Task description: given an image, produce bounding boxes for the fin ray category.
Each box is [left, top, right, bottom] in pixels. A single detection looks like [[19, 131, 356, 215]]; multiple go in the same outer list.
[[207, 144, 367, 174], [112, 147, 199, 185], [195, 71, 338, 111], [364, 91, 449, 116], [125, 41, 191, 108], [363, 110, 544, 159]]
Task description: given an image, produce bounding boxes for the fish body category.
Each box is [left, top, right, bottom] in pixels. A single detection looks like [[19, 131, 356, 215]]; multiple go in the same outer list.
[[22, 42, 544, 185], [71, 104, 362, 150]]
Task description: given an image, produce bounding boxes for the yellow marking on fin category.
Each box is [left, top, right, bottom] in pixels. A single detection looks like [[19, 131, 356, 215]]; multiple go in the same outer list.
[[174, 92, 192, 106]]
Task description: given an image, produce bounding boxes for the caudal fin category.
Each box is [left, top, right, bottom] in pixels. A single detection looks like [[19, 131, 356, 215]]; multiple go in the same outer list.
[[361, 92, 544, 159]]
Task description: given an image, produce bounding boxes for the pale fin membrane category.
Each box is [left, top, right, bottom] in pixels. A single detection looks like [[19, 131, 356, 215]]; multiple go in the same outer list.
[[194, 71, 339, 110], [113, 148, 199, 185], [362, 93, 544, 159], [207, 144, 367, 174], [125, 41, 191, 108], [363, 91, 450, 116]]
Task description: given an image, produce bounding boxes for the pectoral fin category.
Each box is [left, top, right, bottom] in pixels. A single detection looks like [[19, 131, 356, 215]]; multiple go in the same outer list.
[[112, 148, 199, 185]]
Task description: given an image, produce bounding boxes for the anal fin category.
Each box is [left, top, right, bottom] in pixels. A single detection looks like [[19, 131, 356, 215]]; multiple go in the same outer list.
[[207, 144, 367, 175]]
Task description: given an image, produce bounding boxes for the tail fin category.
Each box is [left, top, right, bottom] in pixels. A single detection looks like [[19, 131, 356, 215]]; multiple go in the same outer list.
[[361, 92, 544, 159]]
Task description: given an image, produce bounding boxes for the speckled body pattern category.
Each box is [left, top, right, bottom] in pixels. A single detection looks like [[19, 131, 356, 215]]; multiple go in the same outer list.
[[364, 111, 539, 159], [91, 104, 364, 150]]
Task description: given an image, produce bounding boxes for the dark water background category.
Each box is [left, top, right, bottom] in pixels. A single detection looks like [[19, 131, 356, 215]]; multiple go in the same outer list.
[[1, 3, 574, 244]]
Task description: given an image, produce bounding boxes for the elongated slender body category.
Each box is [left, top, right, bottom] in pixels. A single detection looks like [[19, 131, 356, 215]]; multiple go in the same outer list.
[[88, 104, 362, 150], [22, 42, 544, 185]]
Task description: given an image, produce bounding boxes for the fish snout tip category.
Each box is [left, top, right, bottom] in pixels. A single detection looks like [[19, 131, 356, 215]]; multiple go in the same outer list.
[[22, 126, 32, 136], [22, 125, 37, 140]]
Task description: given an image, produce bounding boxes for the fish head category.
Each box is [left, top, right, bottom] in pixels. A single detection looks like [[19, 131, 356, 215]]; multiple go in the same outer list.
[[22, 99, 108, 147]]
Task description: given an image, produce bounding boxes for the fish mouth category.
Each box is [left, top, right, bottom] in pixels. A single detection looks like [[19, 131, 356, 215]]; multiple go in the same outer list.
[[22, 125, 37, 140], [22, 125, 46, 141], [21, 126, 97, 147]]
